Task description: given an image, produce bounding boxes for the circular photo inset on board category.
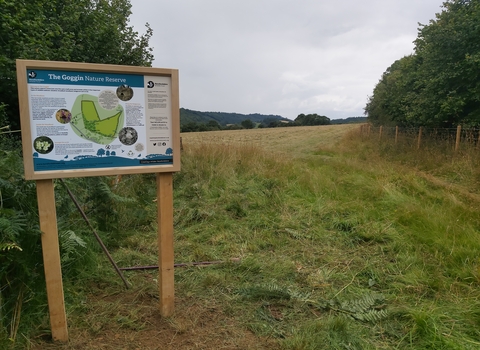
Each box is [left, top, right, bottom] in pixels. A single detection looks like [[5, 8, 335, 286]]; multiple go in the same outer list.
[[34, 136, 54, 154], [55, 109, 72, 124], [98, 90, 119, 110], [116, 84, 134, 101], [118, 127, 138, 145]]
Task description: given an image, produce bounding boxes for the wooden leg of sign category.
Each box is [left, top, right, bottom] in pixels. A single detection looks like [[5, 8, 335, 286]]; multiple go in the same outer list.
[[36, 179, 68, 341], [156, 172, 175, 317]]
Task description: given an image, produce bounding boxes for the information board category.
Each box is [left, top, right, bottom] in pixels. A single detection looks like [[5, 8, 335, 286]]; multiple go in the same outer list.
[[16, 60, 180, 179]]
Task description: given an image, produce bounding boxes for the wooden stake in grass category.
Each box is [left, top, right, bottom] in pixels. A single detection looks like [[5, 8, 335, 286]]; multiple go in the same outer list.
[[455, 125, 461, 152], [157, 173, 175, 317], [36, 179, 68, 342], [417, 127, 423, 150], [477, 129, 480, 150]]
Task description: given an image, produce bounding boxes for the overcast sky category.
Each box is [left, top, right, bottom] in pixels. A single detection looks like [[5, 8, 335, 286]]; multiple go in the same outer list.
[[129, 0, 444, 120]]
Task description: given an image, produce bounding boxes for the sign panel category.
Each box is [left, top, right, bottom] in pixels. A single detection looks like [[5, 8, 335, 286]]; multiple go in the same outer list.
[[17, 60, 180, 179]]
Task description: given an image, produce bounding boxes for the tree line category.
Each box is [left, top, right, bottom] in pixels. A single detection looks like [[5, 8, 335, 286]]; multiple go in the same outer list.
[[180, 113, 331, 132], [365, 0, 480, 128], [0, 0, 153, 131]]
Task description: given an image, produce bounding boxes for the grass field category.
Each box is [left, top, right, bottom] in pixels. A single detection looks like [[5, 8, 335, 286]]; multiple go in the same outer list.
[[28, 124, 480, 349], [181, 124, 358, 155]]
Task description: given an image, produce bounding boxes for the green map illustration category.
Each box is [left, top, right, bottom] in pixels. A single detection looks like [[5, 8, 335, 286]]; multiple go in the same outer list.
[[70, 94, 124, 144]]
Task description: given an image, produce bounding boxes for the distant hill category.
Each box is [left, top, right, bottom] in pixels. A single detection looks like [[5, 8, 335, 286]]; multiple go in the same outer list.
[[180, 108, 290, 126], [179, 108, 367, 127]]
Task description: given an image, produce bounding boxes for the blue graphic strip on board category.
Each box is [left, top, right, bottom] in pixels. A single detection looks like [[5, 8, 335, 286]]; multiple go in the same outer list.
[[27, 69, 144, 87], [33, 155, 173, 171]]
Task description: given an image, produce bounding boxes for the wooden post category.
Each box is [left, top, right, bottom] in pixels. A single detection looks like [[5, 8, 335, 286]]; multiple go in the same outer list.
[[417, 127, 423, 150], [455, 125, 461, 151], [395, 126, 399, 144], [156, 172, 175, 317], [36, 180, 68, 342], [379, 126, 383, 141], [477, 129, 480, 150]]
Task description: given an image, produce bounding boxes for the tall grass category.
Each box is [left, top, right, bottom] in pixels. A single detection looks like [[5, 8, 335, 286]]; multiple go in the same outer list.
[[5, 124, 480, 349], [172, 128, 480, 349]]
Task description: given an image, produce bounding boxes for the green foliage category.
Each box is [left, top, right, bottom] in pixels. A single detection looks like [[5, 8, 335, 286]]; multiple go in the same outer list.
[[58, 230, 87, 267], [0, 153, 158, 346], [179, 109, 309, 131], [330, 116, 367, 125], [326, 293, 389, 323], [83, 177, 135, 232], [57, 175, 154, 245], [241, 119, 255, 129], [0, 242, 22, 253], [283, 317, 373, 350], [365, 55, 421, 126], [365, 0, 480, 127], [0, 150, 44, 344], [181, 121, 219, 132], [237, 283, 292, 301], [294, 113, 331, 126], [0, 149, 156, 347], [0, 0, 153, 130], [0, 104, 19, 151]]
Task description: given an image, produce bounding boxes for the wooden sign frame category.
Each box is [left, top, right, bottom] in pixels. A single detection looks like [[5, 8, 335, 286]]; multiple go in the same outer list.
[[16, 60, 179, 341], [16, 59, 180, 180]]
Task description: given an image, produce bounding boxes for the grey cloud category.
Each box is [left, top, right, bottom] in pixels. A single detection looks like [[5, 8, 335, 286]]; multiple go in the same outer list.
[[130, 0, 443, 120]]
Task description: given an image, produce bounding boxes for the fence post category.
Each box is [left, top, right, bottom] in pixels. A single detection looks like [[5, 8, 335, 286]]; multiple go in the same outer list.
[[417, 127, 423, 150], [395, 126, 399, 144], [455, 125, 461, 151], [477, 129, 480, 150], [379, 126, 383, 141]]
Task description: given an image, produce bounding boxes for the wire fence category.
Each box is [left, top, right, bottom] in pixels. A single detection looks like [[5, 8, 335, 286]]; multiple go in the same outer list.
[[359, 124, 480, 151]]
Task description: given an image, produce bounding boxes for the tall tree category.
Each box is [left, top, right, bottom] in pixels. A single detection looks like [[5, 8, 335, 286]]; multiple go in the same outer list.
[[295, 113, 330, 126], [413, 0, 480, 127], [365, 0, 480, 127], [365, 55, 420, 126], [241, 119, 255, 129], [0, 0, 153, 130]]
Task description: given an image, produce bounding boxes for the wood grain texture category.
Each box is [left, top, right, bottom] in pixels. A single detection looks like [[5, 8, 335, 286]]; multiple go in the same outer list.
[[156, 172, 175, 317], [36, 179, 68, 341]]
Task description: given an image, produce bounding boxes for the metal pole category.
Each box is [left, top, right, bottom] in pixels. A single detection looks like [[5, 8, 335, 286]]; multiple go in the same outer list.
[[120, 258, 241, 271], [58, 179, 130, 289], [120, 261, 225, 271]]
